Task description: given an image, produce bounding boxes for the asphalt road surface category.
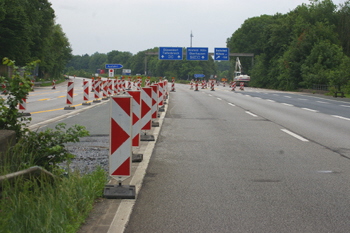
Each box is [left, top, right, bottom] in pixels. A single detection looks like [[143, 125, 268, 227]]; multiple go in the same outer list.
[[125, 84, 350, 233]]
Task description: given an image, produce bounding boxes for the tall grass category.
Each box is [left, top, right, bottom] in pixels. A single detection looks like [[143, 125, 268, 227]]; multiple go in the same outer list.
[[0, 167, 107, 233], [0, 124, 107, 233]]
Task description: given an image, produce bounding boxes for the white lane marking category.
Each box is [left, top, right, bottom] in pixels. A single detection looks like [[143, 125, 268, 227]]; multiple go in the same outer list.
[[340, 105, 350, 108], [298, 98, 307, 101], [255, 97, 262, 100], [332, 115, 350, 121], [208, 94, 212, 96], [228, 103, 235, 107], [302, 108, 318, 113], [282, 103, 294, 107], [245, 111, 258, 117], [217, 98, 222, 100], [284, 96, 292, 98], [267, 99, 276, 102], [281, 129, 309, 142], [317, 101, 329, 104]]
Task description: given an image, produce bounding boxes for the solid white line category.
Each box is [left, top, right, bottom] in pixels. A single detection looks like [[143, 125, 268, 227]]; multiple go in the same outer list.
[[282, 103, 294, 107], [267, 99, 275, 102], [228, 103, 235, 107], [302, 108, 318, 112], [281, 129, 309, 142], [217, 98, 222, 100], [332, 115, 350, 121], [246, 111, 258, 117], [340, 105, 350, 108]]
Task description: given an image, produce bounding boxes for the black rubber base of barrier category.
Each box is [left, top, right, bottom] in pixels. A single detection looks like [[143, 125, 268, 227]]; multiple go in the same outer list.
[[17, 112, 31, 117], [141, 134, 155, 141], [93, 99, 101, 103], [82, 102, 91, 105], [64, 106, 75, 110], [132, 153, 143, 163], [102, 97, 109, 100], [103, 184, 136, 199], [152, 121, 160, 127]]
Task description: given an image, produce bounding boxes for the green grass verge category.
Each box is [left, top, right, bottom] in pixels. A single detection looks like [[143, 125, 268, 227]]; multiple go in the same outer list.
[[0, 167, 107, 233]]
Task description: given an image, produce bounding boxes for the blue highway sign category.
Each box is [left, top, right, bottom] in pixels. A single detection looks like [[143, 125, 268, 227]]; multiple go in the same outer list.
[[186, 47, 208, 61], [105, 64, 123, 69], [194, 74, 205, 78], [159, 47, 183, 60], [214, 48, 229, 61]]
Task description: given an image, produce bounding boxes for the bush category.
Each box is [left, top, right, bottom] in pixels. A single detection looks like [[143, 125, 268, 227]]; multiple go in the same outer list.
[[6, 123, 90, 172]]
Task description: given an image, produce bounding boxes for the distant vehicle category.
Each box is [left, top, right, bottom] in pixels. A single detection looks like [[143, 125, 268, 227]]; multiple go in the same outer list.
[[234, 57, 250, 82]]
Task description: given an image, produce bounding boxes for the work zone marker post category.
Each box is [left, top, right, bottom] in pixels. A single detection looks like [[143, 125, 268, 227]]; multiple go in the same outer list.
[[102, 80, 109, 100], [93, 79, 101, 103], [158, 81, 165, 111], [127, 90, 143, 163], [151, 84, 159, 127], [18, 97, 31, 117], [82, 79, 91, 105], [194, 80, 199, 91], [64, 81, 75, 110], [240, 82, 245, 91], [140, 87, 154, 141], [104, 95, 135, 199], [231, 81, 236, 91], [170, 77, 176, 92]]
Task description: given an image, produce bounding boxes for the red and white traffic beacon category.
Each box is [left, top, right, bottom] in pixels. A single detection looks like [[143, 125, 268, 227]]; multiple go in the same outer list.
[[104, 95, 136, 199]]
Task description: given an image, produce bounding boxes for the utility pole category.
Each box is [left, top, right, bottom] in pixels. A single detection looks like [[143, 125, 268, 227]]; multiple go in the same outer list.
[[190, 30, 193, 47]]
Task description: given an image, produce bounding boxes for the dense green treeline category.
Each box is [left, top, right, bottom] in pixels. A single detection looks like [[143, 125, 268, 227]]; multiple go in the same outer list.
[[0, 0, 71, 79], [227, 0, 350, 92]]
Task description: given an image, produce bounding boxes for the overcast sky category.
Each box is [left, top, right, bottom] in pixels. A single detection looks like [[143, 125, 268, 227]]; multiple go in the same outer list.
[[49, 0, 346, 56]]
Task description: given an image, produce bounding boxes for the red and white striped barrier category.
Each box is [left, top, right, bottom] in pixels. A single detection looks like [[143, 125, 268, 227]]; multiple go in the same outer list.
[[121, 77, 126, 93], [158, 81, 164, 108], [190, 80, 194, 90], [210, 80, 215, 91], [141, 87, 152, 131], [171, 78, 175, 92], [231, 81, 236, 91], [109, 96, 132, 182], [18, 98, 26, 111], [1, 83, 7, 94], [102, 80, 109, 100], [91, 78, 95, 92], [150, 84, 159, 119], [136, 78, 142, 91], [114, 78, 118, 95], [240, 82, 244, 91], [64, 81, 75, 110], [82, 79, 91, 105], [127, 77, 132, 90], [52, 80, 56, 90], [127, 90, 141, 147], [223, 81, 226, 87], [145, 77, 151, 87], [93, 79, 101, 103], [194, 80, 199, 91]]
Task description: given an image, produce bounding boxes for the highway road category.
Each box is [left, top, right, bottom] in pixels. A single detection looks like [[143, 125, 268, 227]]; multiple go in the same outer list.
[[4, 79, 350, 232], [125, 83, 350, 233]]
